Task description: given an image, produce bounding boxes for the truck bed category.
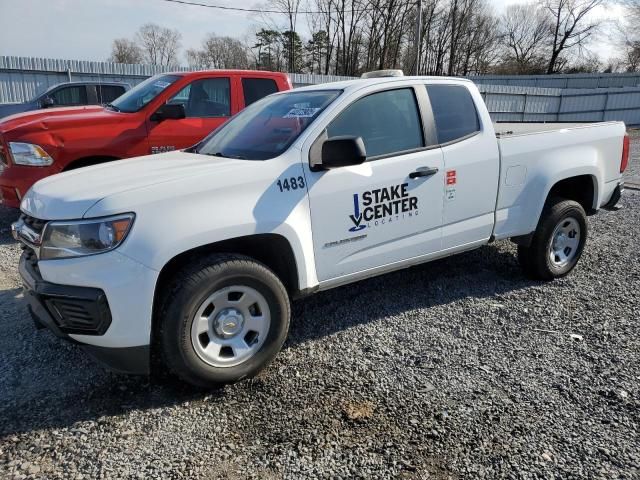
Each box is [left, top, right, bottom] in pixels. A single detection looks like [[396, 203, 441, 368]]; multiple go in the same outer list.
[[494, 122, 605, 136], [492, 120, 626, 241]]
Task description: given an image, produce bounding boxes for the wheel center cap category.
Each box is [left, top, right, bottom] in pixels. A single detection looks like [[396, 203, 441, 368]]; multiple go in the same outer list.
[[555, 233, 567, 250], [213, 308, 244, 338]]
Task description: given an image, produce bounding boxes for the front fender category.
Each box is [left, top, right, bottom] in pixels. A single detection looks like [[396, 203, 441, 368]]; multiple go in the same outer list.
[[85, 155, 319, 291]]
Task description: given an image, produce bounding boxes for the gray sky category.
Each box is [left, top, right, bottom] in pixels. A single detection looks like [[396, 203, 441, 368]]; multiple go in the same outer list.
[[0, 0, 622, 64]]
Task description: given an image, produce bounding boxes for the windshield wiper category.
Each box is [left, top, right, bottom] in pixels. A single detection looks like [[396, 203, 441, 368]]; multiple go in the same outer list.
[[105, 103, 120, 112], [208, 152, 247, 160]]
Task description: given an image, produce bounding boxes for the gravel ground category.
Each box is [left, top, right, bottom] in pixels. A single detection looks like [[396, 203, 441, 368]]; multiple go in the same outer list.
[[0, 139, 639, 479]]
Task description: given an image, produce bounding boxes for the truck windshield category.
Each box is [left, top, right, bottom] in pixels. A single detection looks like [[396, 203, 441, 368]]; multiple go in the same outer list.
[[196, 90, 341, 160], [109, 74, 181, 113]]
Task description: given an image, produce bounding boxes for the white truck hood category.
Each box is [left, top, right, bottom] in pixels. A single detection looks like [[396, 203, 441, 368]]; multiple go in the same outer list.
[[21, 151, 248, 219]]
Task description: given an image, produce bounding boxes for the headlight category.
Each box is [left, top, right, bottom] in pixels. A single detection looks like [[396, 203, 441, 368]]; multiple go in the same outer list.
[[9, 142, 54, 166], [41, 214, 134, 260]]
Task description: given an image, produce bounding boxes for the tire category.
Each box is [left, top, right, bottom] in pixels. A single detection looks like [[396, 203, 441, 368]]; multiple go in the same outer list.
[[517, 198, 587, 281], [158, 253, 290, 387]]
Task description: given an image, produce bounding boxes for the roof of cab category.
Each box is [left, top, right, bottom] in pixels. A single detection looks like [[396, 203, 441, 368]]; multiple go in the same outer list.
[[294, 75, 473, 93], [164, 70, 289, 77]]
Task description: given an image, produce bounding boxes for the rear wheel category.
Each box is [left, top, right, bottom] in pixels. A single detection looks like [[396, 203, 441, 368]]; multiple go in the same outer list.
[[517, 198, 587, 280], [159, 254, 290, 387]]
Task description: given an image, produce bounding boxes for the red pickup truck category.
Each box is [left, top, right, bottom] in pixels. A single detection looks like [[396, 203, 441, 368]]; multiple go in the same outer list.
[[0, 70, 291, 208]]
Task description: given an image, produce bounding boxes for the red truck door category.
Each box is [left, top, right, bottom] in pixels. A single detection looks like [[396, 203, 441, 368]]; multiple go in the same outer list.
[[146, 75, 238, 154]]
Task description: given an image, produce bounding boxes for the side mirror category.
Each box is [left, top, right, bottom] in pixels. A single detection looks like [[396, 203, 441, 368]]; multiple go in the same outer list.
[[41, 97, 55, 108], [318, 136, 367, 170], [151, 103, 186, 122]]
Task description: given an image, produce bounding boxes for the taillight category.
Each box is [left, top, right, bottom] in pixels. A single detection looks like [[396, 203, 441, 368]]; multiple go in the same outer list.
[[620, 134, 630, 173]]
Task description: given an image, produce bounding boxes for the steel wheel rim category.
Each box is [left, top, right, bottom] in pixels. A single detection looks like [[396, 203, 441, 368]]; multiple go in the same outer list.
[[190, 285, 271, 368], [549, 217, 581, 268]]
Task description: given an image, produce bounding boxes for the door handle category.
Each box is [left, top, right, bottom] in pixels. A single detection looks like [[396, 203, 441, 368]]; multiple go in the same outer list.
[[409, 166, 439, 179]]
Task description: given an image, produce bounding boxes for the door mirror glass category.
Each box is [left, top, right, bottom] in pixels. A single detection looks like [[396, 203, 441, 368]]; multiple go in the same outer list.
[[151, 103, 186, 121], [41, 97, 55, 108], [318, 136, 367, 170]]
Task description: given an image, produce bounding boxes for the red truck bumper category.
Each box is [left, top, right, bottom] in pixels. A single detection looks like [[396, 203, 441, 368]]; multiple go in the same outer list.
[[0, 164, 57, 209]]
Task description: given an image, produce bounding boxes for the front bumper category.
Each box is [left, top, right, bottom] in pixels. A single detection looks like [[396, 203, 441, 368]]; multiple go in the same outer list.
[[19, 249, 151, 375], [0, 163, 58, 209]]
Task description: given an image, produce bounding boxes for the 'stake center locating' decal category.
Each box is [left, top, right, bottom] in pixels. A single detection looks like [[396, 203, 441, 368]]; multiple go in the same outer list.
[[349, 183, 419, 232]]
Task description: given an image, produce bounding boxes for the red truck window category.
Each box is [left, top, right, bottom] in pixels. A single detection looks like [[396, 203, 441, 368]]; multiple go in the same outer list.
[[168, 78, 231, 118], [242, 78, 279, 106]]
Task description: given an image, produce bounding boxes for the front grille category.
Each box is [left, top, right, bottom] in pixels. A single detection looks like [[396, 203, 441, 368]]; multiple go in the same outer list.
[[19, 213, 46, 234]]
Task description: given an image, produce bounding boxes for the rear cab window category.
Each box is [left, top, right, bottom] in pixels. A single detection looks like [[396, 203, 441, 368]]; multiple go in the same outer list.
[[426, 84, 480, 144], [242, 78, 279, 106], [99, 85, 127, 103]]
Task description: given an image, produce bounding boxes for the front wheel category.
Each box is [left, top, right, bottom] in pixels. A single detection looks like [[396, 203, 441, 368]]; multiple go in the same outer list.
[[518, 198, 587, 280], [158, 254, 290, 387]]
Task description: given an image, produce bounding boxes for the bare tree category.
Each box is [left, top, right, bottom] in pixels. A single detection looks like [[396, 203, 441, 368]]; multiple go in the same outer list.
[[136, 23, 182, 67], [542, 0, 604, 74], [269, 0, 305, 71], [109, 38, 143, 64], [253, 0, 505, 76], [252, 29, 284, 71], [187, 34, 249, 69], [615, 0, 640, 70], [409, 0, 500, 76], [499, 3, 551, 73]]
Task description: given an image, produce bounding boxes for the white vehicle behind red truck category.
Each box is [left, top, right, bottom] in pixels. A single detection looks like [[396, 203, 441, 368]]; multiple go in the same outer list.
[[12, 75, 629, 386]]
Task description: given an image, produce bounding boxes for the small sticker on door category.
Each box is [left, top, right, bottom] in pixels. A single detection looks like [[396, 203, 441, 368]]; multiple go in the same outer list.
[[445, 187, 456, 201], [446, 170, 457, 185]]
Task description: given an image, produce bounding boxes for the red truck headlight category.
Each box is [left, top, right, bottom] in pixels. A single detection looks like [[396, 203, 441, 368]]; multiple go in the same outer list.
[[8, 142, 54, 166]]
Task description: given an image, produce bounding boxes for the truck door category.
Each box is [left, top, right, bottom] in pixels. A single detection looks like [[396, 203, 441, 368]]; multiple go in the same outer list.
[[304, 86, 445, 282], [425, 84, 500, 249], [147, 76, 236, 154]]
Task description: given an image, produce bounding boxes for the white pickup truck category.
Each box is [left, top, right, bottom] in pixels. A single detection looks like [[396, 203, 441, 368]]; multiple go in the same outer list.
[[12, 75, 628, 386]]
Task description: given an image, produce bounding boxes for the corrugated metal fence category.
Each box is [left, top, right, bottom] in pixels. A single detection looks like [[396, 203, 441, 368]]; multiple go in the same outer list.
[[0, 56, 353, 104], [469, 72, 640, 89], [2, 55, 640, 124], [478, 84, 640, 125]]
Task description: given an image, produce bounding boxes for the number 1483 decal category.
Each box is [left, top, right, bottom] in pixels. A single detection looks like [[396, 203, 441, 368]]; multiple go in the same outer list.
[[277, 176, 306, 192]]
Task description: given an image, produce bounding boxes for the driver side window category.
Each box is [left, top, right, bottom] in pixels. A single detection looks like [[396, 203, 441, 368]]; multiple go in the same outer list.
[[326, 88, 424, 159], [168, 78, 231, 118]]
